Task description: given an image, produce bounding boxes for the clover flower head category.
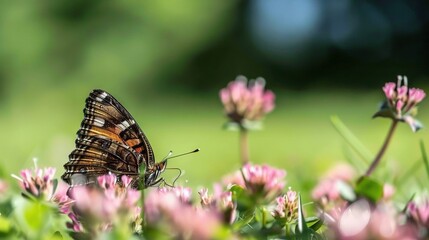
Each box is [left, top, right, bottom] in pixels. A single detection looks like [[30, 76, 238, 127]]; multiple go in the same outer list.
[[68, 174, 140, 234], [376, 75, 426, 132], [198, 187, 236, 224], [199, 188, 214, 207], [220, 75, 275, 128], [407, 196, 429, 228], [312, 163, 355, 204], [223, 163, 286, 201], [145, 187, 222, 239], [272, 188, 298, 222], [12, 167, 56, 200], [334, 200, 417, 239]]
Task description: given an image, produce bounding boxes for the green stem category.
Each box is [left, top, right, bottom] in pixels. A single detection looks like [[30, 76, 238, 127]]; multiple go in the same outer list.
[[240, 128, 250, 165], [364, 120, 399, 177]]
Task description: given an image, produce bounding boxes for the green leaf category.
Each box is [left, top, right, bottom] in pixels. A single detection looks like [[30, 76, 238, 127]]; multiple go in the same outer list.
[[295, 197, 324, 240], [372, 101, 395, 119], [330, 116, 372, 164], [0, 215, 12, 233], [355, 177, 383, 202], [296, 194, 308, 234], [419, 140, 429, 184], [232, 208, 255, 231], [12, 197, 54, 239], [308, 218, 324, 232]]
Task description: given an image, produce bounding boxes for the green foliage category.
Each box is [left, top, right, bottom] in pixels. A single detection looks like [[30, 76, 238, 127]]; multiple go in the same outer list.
[[420, 140, 429, 183], [355, 177, 384, 202]]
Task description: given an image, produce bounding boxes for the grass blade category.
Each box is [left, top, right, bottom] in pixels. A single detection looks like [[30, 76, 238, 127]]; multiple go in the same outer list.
[[419, 140, 429, 184], [330, 116, 372, 164]]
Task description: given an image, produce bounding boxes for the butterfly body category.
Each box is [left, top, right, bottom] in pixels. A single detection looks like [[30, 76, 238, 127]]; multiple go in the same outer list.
[[62, 89, 166, 189]]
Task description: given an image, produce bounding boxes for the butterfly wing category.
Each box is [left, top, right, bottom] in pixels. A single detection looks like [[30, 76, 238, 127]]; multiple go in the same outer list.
[[62, 89, 155, 185]]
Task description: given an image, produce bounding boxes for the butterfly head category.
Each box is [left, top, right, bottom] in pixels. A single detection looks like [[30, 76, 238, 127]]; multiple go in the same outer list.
[[141, 160, 168, 188]]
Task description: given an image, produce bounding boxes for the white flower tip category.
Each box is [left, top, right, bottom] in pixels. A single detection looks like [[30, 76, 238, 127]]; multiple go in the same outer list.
[[235, 75, 248, 82], [11, 174, 23, 182], [32, 157, 38, 169]]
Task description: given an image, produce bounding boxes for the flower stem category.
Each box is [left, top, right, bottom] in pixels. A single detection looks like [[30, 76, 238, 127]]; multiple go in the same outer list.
[[240, 128, 250, 164], [364, 120, 399, 177]]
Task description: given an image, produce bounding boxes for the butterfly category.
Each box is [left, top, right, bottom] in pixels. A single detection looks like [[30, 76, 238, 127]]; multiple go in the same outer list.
[[61, 89, 167, 189]]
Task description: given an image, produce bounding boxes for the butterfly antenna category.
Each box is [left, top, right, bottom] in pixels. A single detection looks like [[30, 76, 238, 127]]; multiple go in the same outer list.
[[164, 148, 200, 161], [162, 150, 173, 161]]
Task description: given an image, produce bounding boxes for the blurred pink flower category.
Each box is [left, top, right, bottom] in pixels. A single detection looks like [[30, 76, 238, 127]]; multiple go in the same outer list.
[[220, 76, 275, 126], [13, 167, 56, 199], [145, 188, 222, 239], [198, 188, 236, 224], [333, 200, 417, 240], [52, 181, 74, 214], [382, 183, 395, 201], [272, 188, 298, 222], [312, 164, 355, 203], [0, 180, 8, 197], [378, 76, 426, 132], [407, 196, 429, 228], [69, 174, 141, 234], [223, 163, 286, 201]]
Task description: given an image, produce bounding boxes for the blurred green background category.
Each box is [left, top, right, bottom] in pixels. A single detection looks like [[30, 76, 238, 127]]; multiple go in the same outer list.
[[1, 1, 429, 198]]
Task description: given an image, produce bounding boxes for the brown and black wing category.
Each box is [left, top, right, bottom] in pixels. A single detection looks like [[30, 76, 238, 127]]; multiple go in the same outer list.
[[61, 89, 155, 185]]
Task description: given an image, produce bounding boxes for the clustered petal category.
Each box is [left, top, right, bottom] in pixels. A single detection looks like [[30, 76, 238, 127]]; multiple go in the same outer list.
[[198, 187, 237, 224], [223, 163, 286, 201], [145, 187, 222, 240], [67, 174, 141, 234], [312, 164, 355, 204], [220, 76, 275, 126], [379, 75, 426, 131], [407, 196, 429, 228], [14, 167, 56, 199], [272, 188, 298, 222]]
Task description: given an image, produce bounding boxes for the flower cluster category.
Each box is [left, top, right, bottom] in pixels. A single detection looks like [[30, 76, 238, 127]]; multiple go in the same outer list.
[[376, 75, 426, 131], [145, 187, 223, 239], [312, 163, 356, 205], [407, 195, 429, 229], [68, 174, 141, 235], [272, 188, 298, 223], [223, 163, 286, 202], [220, 75, 275, 129], [12, 167, 56, 200], [199, 187, 236, 224]]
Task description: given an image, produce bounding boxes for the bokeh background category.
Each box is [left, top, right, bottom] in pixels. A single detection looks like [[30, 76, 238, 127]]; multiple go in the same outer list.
[[1, 1, 429, 198]]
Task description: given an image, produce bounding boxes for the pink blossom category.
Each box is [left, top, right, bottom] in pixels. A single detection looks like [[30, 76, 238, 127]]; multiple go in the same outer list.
[[198, 188, 236, 224], [272, 188, 298, 222], [220, 76, 275, 125], [13, 167, 56, 199], [145, 188, 222, 239], [312, 164, 355, 203], [223, 163, 286, 201], [333, 201, 417, 240], [198, 188, 214, 207], [68, 174, 141, 234], [52, 181, 74, 214], [407, 197, 429, 228], [383, 82, 396, 100], [378, 75, 426, 132], [382, 183, 395, 200], [409, 88, 426, 103]]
